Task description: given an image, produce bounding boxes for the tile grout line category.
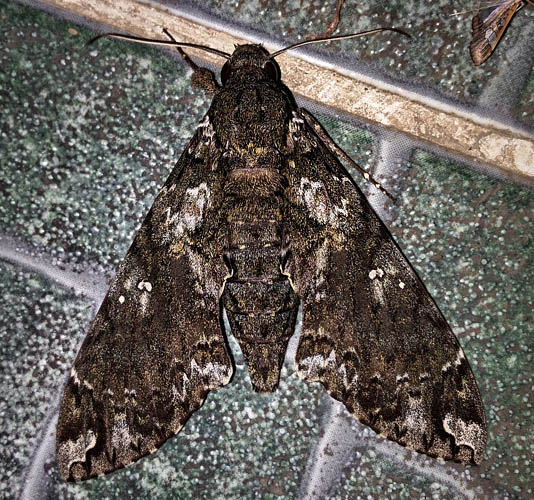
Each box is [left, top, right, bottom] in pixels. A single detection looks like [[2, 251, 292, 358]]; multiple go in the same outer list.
[[18, 399, 60, 500], [0, 234, 109, 302], [0, 234, 107, 497], [297, 400, 480, 500]]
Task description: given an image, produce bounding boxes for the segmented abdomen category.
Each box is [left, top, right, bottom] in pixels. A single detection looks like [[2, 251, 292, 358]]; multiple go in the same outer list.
[[221, 164, 299, 393]]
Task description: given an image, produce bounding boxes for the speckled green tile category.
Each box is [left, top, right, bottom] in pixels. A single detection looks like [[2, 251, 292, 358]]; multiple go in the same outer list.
[[337, 454, 461, 500], [1, 1, 210, 268], [0, 261, 91, 499]]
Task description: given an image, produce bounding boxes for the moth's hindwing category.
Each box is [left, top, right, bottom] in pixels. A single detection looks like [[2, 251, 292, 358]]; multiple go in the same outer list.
[[56, 118, 233, 481], [283, 111, 487, 464]]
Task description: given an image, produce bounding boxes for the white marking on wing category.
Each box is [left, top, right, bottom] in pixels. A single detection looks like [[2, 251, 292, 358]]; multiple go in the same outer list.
[[313, 240, 329, 300], [70, 367, 80, 386], [111, 413, 132, 450], [403, 396, 425, 431], [202, 362, 232, 387], [298, 354, 324, 378], [172, 373, 190, 402], [298, 349, 336, 379], [368, 267, 388, 304], [298, 178, 348, 228], [337, 362, 359, 390], [190, 358, 231, 388], [292, 112, 304, 124], [334, 198, 349, 217], [441, 361, 452, 372], [166, 182, 212, 235], [137, 280, 152, 292], [186, 248, 218, 298], [58, 430, 97, 479], [371, 280, 385, 304], [123, 274, 137, 291], [196, 115, 210, 129], [443, 414, 484, 458], [139, 293, 149, 315], [325, 349, 336, 366], [82, 380, 93, 390]]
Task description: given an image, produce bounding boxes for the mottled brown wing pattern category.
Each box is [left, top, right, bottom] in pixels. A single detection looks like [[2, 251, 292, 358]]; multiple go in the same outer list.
[[470, 0, 523, 65], [282, 111, 487, 464], [56, 117, 233, 481]]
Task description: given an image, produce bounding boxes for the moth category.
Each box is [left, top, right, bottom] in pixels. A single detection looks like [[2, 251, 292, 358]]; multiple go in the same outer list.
[[470, 0, 529, 64], [56, 28, 487, 482]]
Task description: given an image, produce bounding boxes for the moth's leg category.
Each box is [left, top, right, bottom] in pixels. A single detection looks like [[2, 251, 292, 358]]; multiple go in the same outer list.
[[163, 28, 220, 95], [298, 108, 396, 202]]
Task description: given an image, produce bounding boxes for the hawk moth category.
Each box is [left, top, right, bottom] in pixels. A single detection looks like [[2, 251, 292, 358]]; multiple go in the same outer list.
[[470, 0, 528, 65], [56, 30, 487, 482]]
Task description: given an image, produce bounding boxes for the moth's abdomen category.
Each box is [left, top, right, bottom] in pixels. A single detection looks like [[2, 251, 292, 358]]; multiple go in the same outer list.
[[224, 276, 298, 393], [222, 166, 299, 393]]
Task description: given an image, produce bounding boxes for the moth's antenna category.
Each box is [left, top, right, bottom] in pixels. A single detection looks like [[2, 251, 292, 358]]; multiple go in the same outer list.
[[268, 27, 410, 60], [88, 33, 231, 60]]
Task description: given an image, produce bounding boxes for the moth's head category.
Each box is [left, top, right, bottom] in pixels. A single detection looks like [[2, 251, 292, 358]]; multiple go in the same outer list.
[[221, 44, 281, 84]]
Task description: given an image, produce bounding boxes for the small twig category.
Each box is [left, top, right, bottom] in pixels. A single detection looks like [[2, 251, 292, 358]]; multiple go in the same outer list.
[[310, 0, 345, 40]]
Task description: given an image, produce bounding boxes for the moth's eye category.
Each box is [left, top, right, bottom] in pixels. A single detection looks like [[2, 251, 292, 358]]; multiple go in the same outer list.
[[263, 60, 280, 81], [221, 61, 233, 84]]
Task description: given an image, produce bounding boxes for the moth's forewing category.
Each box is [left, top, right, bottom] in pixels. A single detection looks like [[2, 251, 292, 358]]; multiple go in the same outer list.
[[284, 110, 487, 465], [56, 122, 233, 481]]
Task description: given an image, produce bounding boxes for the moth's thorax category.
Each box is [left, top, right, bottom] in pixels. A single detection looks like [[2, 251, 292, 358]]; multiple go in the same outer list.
[[210, 84, 292, 152], [209, 45, 292, 154]]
